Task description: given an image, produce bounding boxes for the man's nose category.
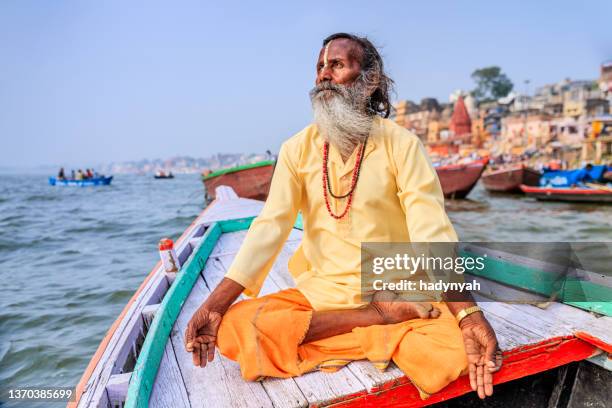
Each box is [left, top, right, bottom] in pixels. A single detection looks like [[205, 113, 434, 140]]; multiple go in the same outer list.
[[317, 65, 333, 84]]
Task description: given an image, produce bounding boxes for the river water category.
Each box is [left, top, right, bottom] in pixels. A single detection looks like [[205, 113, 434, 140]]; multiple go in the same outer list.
[[0, 173, 610, 405]]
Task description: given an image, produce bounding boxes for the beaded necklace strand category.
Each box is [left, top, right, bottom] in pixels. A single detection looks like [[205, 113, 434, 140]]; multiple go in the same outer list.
[[322, 138, 368, 219]]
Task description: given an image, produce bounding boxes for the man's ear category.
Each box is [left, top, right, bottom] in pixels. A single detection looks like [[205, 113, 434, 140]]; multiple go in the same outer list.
[[365, 72, 381, 96]]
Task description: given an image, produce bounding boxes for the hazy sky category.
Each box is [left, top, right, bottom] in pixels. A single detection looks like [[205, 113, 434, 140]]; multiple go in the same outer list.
[[1, 1, 611, 167]]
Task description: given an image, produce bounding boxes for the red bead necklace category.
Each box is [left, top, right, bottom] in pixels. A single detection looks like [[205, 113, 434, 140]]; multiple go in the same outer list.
[[322, 138, 368, 219]]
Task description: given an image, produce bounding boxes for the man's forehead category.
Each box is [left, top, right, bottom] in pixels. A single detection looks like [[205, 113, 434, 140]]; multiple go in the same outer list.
[[318, 38, 362, 61]]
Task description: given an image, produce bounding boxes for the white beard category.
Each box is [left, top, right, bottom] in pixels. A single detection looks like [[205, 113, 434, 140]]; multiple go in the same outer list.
[[310, 82, 373, 159]]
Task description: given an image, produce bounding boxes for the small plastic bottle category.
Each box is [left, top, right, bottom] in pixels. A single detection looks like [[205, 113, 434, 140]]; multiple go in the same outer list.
[[159, 238, 180, 272]]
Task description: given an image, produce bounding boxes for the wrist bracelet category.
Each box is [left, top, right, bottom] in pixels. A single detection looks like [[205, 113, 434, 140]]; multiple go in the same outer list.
[[456, 306, 482, 323]]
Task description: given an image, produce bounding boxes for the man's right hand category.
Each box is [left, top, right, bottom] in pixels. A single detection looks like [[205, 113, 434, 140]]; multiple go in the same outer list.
[[185, 306, 223, 367], [183, 277, 245, 368]]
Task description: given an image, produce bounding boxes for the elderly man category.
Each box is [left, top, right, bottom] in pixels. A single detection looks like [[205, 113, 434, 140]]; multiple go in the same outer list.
[[186, 33, 502, 399]]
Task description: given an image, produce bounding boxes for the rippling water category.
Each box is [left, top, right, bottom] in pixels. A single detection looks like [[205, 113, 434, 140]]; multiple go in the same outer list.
[[0, 174, 610, 406], [0, 174, 204, 406], [449, 184, 612, 241]]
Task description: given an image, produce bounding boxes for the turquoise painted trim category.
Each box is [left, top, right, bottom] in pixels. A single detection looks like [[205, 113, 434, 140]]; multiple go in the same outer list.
[[219, 217, 255, 233], [218, 214, 304, 233], [294, 212, 303, 230], [461, 250, 612, 317], [125, 222, 223, 408], [125, 214, 302, 407]]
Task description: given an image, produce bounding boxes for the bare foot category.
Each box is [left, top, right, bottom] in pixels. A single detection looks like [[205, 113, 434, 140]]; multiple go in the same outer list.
[[369, 291, 441, 324]]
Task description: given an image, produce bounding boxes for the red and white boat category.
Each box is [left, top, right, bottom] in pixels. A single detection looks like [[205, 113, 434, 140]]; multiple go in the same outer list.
[[520, 185, 612, 203], [482, 164, 541, 193], [202, 160, 275, 202]]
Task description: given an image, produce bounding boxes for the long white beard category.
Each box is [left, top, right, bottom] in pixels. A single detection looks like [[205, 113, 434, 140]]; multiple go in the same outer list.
[[310, 82, 373, 159]]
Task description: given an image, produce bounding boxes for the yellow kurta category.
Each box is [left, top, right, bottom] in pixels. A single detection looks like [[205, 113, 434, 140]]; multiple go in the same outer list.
[[225, 116, 458, 311]]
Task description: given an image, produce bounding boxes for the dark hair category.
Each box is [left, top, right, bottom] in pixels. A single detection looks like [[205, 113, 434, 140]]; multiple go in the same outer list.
[[323, 33, 394, 118]]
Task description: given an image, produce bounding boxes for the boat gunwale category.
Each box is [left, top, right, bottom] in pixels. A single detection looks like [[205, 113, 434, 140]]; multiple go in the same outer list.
[[201, 160, 276, 181], [70, 198, 217, 408], [482, 164, 540, 178], [125, 214, 302, 407], [125, 221, 224, 407], [520, 185, 612, 195], [435, 158, 488, 172], [49, 176, 114, 186]]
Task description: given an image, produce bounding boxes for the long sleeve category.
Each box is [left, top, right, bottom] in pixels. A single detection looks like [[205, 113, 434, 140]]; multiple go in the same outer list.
[[224, 141, 303, 297], [394, 136, 458, 243]]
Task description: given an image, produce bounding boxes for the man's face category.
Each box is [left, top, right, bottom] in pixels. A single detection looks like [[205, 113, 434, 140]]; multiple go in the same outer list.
[[310, 38, 373, 156], [316, 39, 362, 88]]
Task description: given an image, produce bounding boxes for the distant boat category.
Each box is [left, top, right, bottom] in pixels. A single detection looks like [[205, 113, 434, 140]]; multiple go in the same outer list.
[[482, 164, 541, 193], [154, 171, 174, 179], [48, 176, 113, 186], [520, 185, 612, 203], [201, 160, 275, 201], [435, 158, 488, 199]]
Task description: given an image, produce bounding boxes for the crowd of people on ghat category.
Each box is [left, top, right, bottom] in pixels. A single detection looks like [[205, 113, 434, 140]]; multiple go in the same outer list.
[[57, 167, 101, 180]]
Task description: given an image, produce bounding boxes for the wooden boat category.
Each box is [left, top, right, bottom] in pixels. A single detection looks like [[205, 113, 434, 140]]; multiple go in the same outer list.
[[154, 173, 174, 179], [202, 160, 275, 202], [482, 164, 541, 193], [435, 158, 488, 199], [72, 186, 611, 408], [49, 176, 113, 186], [520, 185, 612, 203]]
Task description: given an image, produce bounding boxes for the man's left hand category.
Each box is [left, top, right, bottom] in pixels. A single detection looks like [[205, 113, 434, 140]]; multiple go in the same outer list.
[[459, 312, 503, 399]]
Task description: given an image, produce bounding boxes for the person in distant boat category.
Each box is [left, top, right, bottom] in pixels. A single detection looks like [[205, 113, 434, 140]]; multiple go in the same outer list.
[[603, 163, 612, 182], [548, 160, 561, 171], [58, 167, 65, 180], [185, 33, 502, 400], [75, 169, 84, 180], [86, 169, 94, 179], [71, 169, 76, 180]]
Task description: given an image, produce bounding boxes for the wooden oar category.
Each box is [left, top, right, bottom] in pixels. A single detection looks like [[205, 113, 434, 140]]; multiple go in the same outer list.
[[585, 182, 612, 192]]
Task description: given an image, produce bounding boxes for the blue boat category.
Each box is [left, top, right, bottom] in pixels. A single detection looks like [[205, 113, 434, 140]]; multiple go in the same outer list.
[[48, 176, 113, 186], [540, 165, 608, 187]]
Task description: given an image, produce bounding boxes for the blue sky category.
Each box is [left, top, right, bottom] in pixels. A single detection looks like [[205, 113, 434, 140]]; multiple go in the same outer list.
[[1, 1, 611, 167]]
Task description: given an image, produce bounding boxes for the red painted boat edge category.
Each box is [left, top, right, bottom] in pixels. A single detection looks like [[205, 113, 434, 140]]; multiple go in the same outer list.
[[327, 336, 598, 408], [575, 331, 612, 353], [519, 185, 611, 195]]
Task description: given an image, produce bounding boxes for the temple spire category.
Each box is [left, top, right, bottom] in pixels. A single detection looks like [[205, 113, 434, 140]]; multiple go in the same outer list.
[[450, 95, 472, 136]]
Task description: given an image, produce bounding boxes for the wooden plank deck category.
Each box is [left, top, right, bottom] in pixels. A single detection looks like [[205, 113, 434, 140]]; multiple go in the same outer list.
[[144, 189, 610, 408]]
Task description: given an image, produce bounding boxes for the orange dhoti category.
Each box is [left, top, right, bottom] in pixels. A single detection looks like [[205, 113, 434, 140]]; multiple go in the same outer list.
[[217, 289, 468, 397]]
